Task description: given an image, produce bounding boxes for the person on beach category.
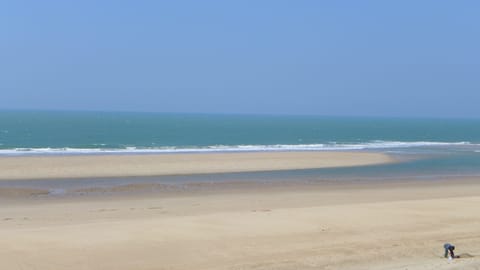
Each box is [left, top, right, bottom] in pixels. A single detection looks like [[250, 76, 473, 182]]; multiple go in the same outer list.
[[444, 243, 456, 259]]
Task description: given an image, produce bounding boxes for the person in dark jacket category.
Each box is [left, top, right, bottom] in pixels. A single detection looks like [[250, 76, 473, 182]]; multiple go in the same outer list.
[[444, 243, 455, 258]]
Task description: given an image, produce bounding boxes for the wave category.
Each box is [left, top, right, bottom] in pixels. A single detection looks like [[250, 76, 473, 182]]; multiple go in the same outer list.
[[0, 141, 476, 156]]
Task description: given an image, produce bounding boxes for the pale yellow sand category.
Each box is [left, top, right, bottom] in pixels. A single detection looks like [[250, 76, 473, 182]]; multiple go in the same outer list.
[[0, 151, 393, 180], [1, 178, 480, 269], [0, 152, 478, 269]]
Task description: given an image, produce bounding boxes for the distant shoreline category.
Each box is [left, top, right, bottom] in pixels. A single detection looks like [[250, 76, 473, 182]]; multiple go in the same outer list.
[[0, 151, 394, 181], [0, 140, 473, 156]]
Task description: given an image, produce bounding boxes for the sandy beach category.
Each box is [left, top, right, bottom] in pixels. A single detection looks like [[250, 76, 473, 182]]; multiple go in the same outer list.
[[4, 0, 478, 268], [0, 152, 479, 269]]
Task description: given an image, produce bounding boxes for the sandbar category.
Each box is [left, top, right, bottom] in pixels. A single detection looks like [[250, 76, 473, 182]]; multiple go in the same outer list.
[[0, 151, 393, 180]]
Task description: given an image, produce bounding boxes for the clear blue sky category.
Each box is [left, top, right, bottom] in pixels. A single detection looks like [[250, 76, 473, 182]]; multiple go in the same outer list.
[[1, 1, 479, 118]]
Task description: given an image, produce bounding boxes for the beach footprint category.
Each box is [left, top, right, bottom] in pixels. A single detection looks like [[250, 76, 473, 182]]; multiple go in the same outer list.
[[251, 209, 272, 212], [147, 206, 163, 210], [96, 208, 118, 212]]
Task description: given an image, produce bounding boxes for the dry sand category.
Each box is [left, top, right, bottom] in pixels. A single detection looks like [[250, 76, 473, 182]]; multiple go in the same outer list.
[[1, 180, 480, 269], [0, 151, 393, 180], [0, 152, 479, 269]]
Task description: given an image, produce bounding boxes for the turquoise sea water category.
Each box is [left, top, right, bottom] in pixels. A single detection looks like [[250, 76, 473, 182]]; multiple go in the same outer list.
[[1, 110, 480, 153], [1, 110, 480, 184]]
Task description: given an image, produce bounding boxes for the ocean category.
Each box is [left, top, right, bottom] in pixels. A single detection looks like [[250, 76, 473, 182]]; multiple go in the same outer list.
[[1, 110, 480, 183]]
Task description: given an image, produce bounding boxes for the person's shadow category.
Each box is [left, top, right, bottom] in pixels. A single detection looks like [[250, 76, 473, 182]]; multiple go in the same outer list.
[[455, 253, 475, 259], [440, 253, 475, 259]]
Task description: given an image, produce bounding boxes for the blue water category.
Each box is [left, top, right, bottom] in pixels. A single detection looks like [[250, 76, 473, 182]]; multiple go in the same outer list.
[[1, 110, 480, 154], [1, 110, 480, 183]]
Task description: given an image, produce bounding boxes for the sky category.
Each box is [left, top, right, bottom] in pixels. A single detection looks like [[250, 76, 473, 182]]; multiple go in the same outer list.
[[1, 0, 479, 118]]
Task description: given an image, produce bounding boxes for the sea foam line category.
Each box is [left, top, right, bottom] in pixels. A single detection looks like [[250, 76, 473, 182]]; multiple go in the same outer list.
[[0, 141, 476, 156]]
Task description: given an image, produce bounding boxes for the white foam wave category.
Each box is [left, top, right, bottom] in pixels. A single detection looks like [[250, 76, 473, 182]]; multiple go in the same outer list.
[[0, 141, 476, 156]]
